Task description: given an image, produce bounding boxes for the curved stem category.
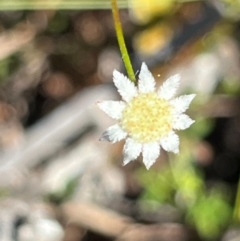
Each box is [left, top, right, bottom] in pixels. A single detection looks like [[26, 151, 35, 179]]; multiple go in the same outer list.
[[111, 0, 136, 83]]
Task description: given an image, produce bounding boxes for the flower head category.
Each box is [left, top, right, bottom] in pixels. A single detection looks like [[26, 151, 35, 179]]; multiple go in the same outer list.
[[98, 63, 195, 169]]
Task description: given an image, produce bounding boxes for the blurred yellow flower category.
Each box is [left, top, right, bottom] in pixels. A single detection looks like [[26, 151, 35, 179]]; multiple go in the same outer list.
[[129, 0, 175, 24], [134, 23, 173, 56]]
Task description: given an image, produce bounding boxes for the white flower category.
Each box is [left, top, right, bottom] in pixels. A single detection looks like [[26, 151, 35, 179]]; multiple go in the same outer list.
[[98, 62, 195, 169]]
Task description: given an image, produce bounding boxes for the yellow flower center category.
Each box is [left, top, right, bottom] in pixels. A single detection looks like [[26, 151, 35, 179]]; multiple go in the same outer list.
[[121, 93, 173, 143]]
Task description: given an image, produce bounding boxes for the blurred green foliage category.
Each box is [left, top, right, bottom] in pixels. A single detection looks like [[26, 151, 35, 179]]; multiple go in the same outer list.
[[0, 54, 20, 84], [187, 192, 232, 239], [137, 108, 233, 239], [138, 167, 175, 204], [47, 12, 69, 34], [46, 176, 79, 204], [186, 117, 215, 139], [138, 160, 233, 239]]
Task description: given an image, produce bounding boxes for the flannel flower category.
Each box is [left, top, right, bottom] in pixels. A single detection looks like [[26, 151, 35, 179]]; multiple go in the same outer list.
[[98, 63, 195, 169]]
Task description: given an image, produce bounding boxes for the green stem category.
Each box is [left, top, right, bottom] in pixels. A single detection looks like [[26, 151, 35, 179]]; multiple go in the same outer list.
[[0, 0, 128, 10], [233, 176, 240, 222], [111, 0, 136, 83]]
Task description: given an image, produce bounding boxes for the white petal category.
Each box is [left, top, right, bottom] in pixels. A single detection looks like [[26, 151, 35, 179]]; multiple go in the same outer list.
[[123, 138, 142, 165], [172, 114, 195, 130], [138, 62, 156, 93], [97, 101, 126, 120], [113, 70, 137, 102], [100, 124, 127, 143], [160, 131, 179, 154], [171, 94, 196, 115], [158, 74, 180, 100], [142, 142, 160, 169]]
